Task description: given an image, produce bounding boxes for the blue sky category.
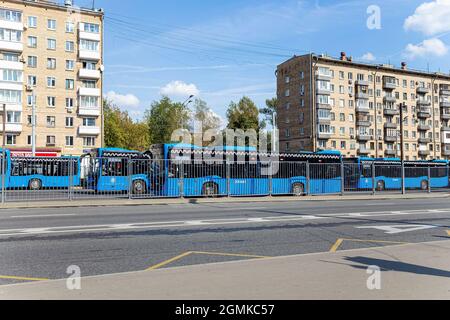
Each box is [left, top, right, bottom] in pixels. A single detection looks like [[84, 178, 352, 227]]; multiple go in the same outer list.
[[75, 0, 450, 121]]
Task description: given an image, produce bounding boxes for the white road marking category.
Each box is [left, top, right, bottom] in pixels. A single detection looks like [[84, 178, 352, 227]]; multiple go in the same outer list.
[[356, 225, 438, 234], [0, 208, 448, 237], [10, 214, 78, 219]]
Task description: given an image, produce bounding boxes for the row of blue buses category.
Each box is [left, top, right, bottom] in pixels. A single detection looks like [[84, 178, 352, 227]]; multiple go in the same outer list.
[[0, 145, 449, 196]]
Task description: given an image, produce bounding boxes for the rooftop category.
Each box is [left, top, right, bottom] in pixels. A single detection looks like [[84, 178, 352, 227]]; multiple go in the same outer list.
[[4, 0, 104, 16]]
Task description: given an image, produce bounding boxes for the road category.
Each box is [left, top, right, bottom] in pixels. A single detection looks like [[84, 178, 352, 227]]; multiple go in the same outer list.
[[0, 197, 449, 286]]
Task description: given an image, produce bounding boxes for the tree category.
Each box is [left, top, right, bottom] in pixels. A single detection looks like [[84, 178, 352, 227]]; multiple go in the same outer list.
[[226, 96, 260, 131], [144, 96, 191, 144], [192, 99, 222, 146], [259, 97, 277, 128]]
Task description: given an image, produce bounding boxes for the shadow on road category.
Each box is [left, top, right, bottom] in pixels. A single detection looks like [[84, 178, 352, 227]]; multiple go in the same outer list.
[[344, 256, 450, 278]]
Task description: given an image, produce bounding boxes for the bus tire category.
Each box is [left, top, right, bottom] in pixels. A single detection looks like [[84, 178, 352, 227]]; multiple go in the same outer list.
[[292, 183, 304, 196], [202, 183, 218, 197], [29, 179, 42, 191], [132, 180, 147, 195], [376, 181, 385, 191], [421, 180, 428, 191]]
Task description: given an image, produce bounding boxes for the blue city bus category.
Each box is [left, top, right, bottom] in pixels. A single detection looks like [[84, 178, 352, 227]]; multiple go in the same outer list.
[[148, 144, 343, 197], [82, 148, 153, 194], [344, 157, 450, 191], [0, 149, 80, 190]]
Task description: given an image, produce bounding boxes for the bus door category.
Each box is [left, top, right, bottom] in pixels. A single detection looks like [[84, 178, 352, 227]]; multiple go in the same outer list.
[[99, 158, 129, 191]]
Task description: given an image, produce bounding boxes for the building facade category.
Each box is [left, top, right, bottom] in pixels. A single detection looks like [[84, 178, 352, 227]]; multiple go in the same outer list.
[[0, 0, 103, 156], [276, 52, 450, 160]]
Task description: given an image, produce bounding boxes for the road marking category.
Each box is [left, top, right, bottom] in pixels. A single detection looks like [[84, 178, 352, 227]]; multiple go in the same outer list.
[[447, 230, 450, 236], [0, 275, 50, 282], [0, 209, 449, 237], [329, 238, 408, 253], [10, 214, 77, 219], [146, 251, 269, 271], [356, 225, 437, 234]]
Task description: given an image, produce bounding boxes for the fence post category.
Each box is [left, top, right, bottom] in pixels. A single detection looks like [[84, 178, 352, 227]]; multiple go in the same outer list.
[[340, 162, 345, 196], [427, 166, 431, 194], [306, 162, 310, 196], [1, 151, 5, 204], [179, 161, 184, 199], [372, 162, 376, 195], [68, 155, 73, 201], [226, 159, 230, 197], [268, 160, 273, 197], [401, 161, 406, 195], [128, 156, 132, 200]]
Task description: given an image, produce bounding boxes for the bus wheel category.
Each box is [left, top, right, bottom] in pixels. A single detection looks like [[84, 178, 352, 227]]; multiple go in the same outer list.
[[132, 180, 146, 195], [202, 183, 218, 197], [421, 180, 429, 190], [292, 183, 304, 196], [376, 181, 385, 191], [29, 179, 42, 191]]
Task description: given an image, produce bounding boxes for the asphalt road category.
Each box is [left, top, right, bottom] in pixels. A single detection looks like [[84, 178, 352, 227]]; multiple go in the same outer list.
[[0, 197, 449, 285]]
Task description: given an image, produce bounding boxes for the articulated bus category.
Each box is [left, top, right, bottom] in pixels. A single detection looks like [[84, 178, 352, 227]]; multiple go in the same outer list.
[[0, 149, 80, 190], [148, 144, 343, 197], [344, 157, 450, 191]]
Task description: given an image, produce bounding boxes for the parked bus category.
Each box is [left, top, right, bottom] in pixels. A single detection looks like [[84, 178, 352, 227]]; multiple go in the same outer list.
[[344, 157, 450, 191], [147, 144, 343, 197], [82, 148, 153, 194], [0, 149, 80, 190]]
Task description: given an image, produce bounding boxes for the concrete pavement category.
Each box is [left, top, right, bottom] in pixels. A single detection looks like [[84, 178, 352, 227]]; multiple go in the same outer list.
[[1, 240, 449, 300]]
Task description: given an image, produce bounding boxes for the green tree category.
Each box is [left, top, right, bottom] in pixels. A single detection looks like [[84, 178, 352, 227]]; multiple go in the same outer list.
[[226, 96, 260, 131], [259, 97, 277, 128], [192, 99, 222, 146], [144, 96, 191, 144], [104, 100, 127, 148]]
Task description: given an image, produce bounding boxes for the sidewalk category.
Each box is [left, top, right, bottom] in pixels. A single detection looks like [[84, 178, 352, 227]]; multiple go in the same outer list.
[[1, 240, 449, 300], [0, 192, 448, 209]]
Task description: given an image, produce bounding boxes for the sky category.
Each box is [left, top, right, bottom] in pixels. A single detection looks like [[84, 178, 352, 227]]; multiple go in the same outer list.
[[73, 0, 450, 122]]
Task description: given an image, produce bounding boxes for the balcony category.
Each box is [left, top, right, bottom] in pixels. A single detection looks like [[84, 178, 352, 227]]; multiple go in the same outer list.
[[418, 149, 430, 156], [441, 126, 450, 132], [356, 120, 371, 127], [417, 99, 431, 106], [355, 80, 369, 86], [416, 86, 430, 94], [316, 88, 331, 95], [383, 108, 399, 116], [440, 101, 450, 108], [79, 126, 101, 136], [317, 117, 331, 125], [355, 92, 369, 99], [417, 108, 432, 118], [317, 132, 332, 139], [383, 96, 396, 103], [79, 31, 101, 42], [357, 148, 370, 155], [0, 20, 23, 31], [79, 69, 101, 80], [78, 107, 101, 117], [384, 135, 397, 142], [316, 71, 332, 81], [385, 149, 397, 156], [442, 146, 450, 156], [418, 137, 432, 144], [0, 123, 22, 133], [441, 112, 450, 120], [316, 103, 332, 110], [355, 105, 370, 113], [440, 89, 450, 96], [79, 49, 101, 61], [357, 134, 371, 141], [418, 124, 431, 131], [78, 87, 101, 96], [0, 40, 23, 52], [384, 122, 397, 129], [0, 60, 23, 70], [383, 78, 397, 90]]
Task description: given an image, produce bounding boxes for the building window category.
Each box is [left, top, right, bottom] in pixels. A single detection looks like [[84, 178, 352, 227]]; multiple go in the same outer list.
[[0, 9, 22, 22], [46, 116, 56, 127], [82, 80, 96, 88], [27, 16, 37, 28], [47, 38, 56, 50], [47, 58, 56, 69], [27, 36, 37, 48], [83, 23, 100, 33], [83, 61, 97, 70], [66, 60, 75, 70], [65, 136, 74, 147], [6, 135, 16, 146], [65, 41, 75, 52], [27, 95, 36, 107], [65, 79, 75, 90], [27, 75, 37, 86], [0, 89, 22, 104], [47, 77, 56, 88], [6, 111, 20, 123], [83, 137, 96, 147], [66, 98, 74, 109], [47, 96, 56, 107], [80, 39, 99, 52], [2, 69, 22, 82], [80, 96, 99, 108], [46, 136, 56, 146], [65, 22, 74, 33], [65, 117, 74, 127], [27, 56, 37, 68], [47, 19, 56, 30], [284, 89, 290, 97], [27, 135, 32, 145]]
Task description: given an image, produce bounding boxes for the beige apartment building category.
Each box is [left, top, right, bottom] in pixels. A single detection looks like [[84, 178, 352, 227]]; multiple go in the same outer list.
[[276, 52, 450, 161], [0, 0, 103, 157]]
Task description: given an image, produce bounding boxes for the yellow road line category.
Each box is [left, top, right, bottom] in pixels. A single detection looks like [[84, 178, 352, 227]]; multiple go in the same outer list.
[[191, 251, 269, 259], [329, 238, 344, 253], [0, 275, 50, 282], [446, 230, 450, 236], [146, 251, 193, 271], [329, 238, 408, 253]]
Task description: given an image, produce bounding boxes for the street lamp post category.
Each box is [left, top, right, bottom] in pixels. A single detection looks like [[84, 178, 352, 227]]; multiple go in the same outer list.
[[1, 104, 5, 203], [399, 102, 406, 194], [180, 95, 194, 129]]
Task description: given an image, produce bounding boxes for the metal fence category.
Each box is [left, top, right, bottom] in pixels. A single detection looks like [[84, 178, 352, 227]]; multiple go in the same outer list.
[[0, 158, 449, 203]]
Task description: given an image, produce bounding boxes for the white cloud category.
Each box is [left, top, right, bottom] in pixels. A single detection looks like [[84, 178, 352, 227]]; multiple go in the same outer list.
[[105, 91, 140, 108], [404, 38, 448, 59], [359, 52, 376, 61], [160, 80, 200, 97], [404, 0, 450, 36]]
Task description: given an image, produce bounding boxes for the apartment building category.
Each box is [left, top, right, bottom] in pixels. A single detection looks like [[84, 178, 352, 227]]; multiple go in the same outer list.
[[0, 0, 103, 156], [276, 52, 450, 160]]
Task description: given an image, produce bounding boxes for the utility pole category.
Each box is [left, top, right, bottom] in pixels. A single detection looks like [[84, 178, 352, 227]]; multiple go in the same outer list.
[[272, 111, 277, 153], [31, 90, 36, 156], [399, 102, 406, 194], [371, 69, 379, 158], [1, 104, 5, 204]]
